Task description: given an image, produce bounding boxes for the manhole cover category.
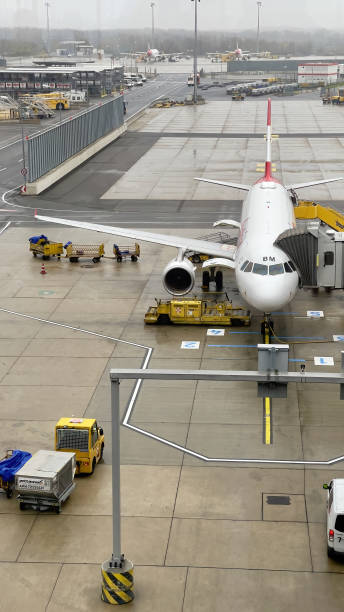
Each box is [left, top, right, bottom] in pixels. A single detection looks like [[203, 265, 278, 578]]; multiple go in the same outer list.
[[266, 496, 291, 506]]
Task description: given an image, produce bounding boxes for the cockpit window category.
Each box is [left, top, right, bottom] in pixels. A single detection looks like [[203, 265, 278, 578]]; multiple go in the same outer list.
[[284, 262, 293, 273], [240, 260, 249, 271], [288, 260, 296, 271], [244, 261, 253, 272], [252, 263, 268, 276], [269, 263, 284, 275]]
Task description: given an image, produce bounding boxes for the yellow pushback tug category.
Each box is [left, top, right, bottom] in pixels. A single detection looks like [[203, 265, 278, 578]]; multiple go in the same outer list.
[[144, 298, 251, 326]]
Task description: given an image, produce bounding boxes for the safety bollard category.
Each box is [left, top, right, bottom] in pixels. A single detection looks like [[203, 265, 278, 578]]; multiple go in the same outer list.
[[101, 559, 134, 605]]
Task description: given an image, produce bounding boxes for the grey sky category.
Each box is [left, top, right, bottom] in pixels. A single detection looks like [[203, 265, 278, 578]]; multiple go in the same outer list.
[[2, 0, 344, 30]]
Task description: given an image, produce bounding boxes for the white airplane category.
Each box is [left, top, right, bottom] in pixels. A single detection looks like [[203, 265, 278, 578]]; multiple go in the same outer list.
[[35, 99, 342, 318], [209, 45, 269, 61], [123, 47, 181, 62]]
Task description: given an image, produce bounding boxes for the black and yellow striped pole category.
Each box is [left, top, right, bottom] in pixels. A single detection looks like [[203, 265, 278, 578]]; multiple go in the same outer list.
[[102, 378, 134, 605]]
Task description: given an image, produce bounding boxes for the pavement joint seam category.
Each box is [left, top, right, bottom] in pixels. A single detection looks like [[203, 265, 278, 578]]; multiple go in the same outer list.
[[44, 562, 63, 612]]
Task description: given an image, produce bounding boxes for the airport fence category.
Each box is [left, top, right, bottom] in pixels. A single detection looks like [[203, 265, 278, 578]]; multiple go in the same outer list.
[[27, 96, 124, 183]]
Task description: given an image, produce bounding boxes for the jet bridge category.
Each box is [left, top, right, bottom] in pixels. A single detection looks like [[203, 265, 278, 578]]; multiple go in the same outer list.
[[275, 221, 344, 289]]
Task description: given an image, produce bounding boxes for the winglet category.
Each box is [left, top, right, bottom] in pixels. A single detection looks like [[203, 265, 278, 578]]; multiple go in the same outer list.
[[34, 208, 37, 217]]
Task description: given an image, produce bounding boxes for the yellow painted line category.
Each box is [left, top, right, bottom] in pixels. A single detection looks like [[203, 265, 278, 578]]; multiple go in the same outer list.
[[264, 325, 271, 444], [264, 397, 271, 445]]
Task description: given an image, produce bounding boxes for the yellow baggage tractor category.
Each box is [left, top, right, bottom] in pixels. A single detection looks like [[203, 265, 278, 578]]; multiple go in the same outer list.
[[29, 234, 63, 260], [55, 417, 105, 475], [144, 298, 251, 326], [64, 241, 105, 263]]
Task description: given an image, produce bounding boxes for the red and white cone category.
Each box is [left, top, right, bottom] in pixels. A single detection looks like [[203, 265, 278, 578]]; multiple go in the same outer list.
[[40, 263, 46, 275]]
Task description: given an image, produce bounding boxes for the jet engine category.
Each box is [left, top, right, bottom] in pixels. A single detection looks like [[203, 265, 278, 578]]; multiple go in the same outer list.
[[163, 257, 196, 296]]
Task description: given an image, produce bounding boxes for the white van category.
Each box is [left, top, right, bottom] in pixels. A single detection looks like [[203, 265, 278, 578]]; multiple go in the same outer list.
[[323, 479, 344, 556]]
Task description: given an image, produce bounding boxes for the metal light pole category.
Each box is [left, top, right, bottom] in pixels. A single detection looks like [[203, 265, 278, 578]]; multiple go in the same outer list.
[[45, 1, 50, 55], [256, 1, 262, 55], [191, 0, 200, 104], [101, 377, 134, 604], [150, 2, 155, 48]]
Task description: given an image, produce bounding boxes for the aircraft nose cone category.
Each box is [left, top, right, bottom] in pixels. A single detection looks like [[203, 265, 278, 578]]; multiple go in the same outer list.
[[240, 274, 298, 313]]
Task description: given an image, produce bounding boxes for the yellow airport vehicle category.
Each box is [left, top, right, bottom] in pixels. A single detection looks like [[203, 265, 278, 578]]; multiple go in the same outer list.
[[144, 298, 251, 326], [295, 200, 344, 232], [33, 92, 70, 110], [330, 88, 344, 104], [64, 242, 105, 263], [55, 418, 104, 475], [29, 234, 63, 260], [232, 92, 245, 101]]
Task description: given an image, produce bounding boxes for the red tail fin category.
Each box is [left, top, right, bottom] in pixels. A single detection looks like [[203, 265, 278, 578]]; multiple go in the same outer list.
[[264, 98, 272, 180]]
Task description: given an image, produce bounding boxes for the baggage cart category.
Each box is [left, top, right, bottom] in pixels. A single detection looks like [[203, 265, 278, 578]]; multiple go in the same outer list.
[[29, 235, 63, 260], [113, 242, 140, 262], [15, 450, 76, 513], [0, 449, 31, 498], [64, 242, 104, 263]]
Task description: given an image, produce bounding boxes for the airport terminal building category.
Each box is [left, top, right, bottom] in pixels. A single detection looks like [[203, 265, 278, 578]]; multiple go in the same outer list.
[[0, 65, 124, 97], [226, 57, 344, 77]]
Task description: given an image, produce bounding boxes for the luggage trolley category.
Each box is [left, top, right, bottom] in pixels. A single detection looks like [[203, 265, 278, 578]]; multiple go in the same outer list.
[[113, 242, 140, 262]]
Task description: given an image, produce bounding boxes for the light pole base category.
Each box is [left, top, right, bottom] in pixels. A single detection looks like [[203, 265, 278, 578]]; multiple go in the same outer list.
[[101, 558, 134, 605]]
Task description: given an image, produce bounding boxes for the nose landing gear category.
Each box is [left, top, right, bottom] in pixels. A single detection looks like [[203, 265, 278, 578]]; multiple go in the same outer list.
[[261, 314, 274, 344]]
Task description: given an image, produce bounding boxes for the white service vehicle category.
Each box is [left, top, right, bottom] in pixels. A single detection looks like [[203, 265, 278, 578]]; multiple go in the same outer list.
[[323, 479, 344, 556], [66, 90, 87, 103]]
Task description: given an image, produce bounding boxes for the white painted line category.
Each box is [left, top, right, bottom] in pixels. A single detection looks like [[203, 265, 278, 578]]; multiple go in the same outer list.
[[0, 168, 7, 172], [0, 138, 21, 152], [314, 356, 334, 366], [0, 222, 11, 235], [1, 305, 344, 466], [18, 158, 23, 163]]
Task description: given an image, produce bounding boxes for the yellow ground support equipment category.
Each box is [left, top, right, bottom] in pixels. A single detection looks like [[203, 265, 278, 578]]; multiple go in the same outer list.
[[232, 92, 245, 101], [64, 242, 105, 263], [295, 200, 344, 232], [144, 298, 251, 326], [29, 235, 63, 260], [55, 418, 104, 475], [32, 93, 70, 110]]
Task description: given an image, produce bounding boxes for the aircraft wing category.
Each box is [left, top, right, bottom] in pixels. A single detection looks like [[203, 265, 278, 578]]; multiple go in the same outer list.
[[35, 214, 237, 260], [195, 177, 250, 191], [286, 177, 343, 190]]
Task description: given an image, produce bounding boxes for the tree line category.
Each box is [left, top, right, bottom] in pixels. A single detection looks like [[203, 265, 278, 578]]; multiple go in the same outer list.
[[0, 27, 343, 57]]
